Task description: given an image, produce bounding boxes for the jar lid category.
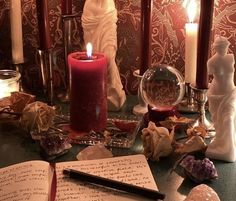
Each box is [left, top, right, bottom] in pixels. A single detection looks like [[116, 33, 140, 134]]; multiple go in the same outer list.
[[0, 69, 21, 84]]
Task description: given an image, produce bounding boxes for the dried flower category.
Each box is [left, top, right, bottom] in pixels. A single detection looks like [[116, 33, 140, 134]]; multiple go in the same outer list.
[[174, 135, 207, 154], [20, 101, 55, 136], [141, 121, 174, 161]]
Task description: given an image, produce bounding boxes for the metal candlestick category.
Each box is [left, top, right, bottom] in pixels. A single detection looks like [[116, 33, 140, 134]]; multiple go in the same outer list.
[[38, 48, 54, 105], [12, 62, 24, 92], [132, 70, 148, 116], [12, 62, 23, 73], [177, 83, 198, 113], [58, 13, 78, 102], [190, 84, 215, 136]]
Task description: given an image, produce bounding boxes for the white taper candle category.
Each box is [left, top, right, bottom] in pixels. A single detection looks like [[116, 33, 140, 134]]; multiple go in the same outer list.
[[10, 0, 24, 64], [185, 22, 198, 84], [184, 0, 198, 84]]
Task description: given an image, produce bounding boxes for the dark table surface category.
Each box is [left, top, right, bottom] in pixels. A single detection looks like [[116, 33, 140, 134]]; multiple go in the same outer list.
[[0, 96, 235, 201]]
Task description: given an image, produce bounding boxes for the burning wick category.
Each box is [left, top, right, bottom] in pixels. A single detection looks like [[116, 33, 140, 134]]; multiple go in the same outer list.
[[72, 42, 97, 60], [86, 42, 93, 59], [187, 0, 197, 23]]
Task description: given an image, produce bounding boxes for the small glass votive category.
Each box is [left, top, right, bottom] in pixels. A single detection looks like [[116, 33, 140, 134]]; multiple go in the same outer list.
[[0, 69, 21, 99]]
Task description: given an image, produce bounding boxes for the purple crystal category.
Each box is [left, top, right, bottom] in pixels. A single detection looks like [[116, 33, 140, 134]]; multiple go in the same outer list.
[[40, 134, 72, 157], [180, 155, 218, 183]]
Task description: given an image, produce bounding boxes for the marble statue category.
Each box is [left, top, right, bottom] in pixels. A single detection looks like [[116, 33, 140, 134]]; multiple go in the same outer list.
[[206, 36, 236, 162], [82, 0, 126, 111]]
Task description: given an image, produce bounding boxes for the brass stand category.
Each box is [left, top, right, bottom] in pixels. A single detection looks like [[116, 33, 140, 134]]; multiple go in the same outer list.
[[177, 83, 198, 113], [190, 84, 215, 137], [12, 62, 24, 92], [38, 48, 54, 105]]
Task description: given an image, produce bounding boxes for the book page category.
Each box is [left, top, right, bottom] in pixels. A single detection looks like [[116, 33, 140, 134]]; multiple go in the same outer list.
[[0, 160, 52, 201], [55, 154, 158, 201]]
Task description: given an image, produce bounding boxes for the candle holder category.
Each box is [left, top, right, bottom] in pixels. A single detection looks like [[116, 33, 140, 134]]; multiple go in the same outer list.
[[177, 83, 198, 113], [132, 70, 148, 116], [190, 84, 215, 137], [12, 62, 24, 92], [0, 69, 21, 99], [58, 13, 79, 102], [38, 48, 54, 106]]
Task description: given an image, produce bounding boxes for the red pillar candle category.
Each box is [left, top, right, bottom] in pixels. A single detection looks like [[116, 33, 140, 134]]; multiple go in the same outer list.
[[195, 0, 214, 89], [68, 50, 107, 132], [36, 0, 52, 50], [140, 0, 153, 75], [61, 0, 72, 15]]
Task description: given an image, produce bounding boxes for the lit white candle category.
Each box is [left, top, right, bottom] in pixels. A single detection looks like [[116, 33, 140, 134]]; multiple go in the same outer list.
[[184, 0, 198, 84], [0, 70, 21, 99], [10, 0, 24, 64]]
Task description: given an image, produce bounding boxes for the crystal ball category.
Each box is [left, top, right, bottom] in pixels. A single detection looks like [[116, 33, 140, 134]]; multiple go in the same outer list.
[[140, 64, 185, 110]]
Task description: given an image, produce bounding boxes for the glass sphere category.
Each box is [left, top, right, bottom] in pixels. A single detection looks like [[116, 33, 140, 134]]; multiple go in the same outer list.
[[140, 64, 185, 110]]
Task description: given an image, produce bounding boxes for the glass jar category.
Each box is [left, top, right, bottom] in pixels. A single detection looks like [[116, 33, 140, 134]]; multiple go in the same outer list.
[[0, 69, 21, 99]]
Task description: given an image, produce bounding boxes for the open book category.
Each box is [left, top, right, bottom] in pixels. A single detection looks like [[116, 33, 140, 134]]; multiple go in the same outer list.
[[0, 154, 158, 201]]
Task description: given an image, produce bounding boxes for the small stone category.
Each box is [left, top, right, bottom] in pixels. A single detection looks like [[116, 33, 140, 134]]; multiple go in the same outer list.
[[184, 184, 221, 201], [77, 143, 113, 161]]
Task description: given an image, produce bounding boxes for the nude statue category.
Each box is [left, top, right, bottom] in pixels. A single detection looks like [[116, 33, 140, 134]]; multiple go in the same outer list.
[[82, 0, 126, 111], [207, 37, 235, 96], [206, 36, 236, 162]]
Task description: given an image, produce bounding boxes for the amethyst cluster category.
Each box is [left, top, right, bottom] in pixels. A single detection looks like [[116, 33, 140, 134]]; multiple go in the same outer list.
[[40, 134, 72, 160], [180, 155, 218, 183]]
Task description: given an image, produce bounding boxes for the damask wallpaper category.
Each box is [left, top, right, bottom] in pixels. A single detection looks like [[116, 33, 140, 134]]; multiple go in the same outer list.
[[0, 0, 235, 95]]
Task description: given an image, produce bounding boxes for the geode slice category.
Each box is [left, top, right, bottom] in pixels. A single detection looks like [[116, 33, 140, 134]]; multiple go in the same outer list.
[[40, 134, 72, 160]]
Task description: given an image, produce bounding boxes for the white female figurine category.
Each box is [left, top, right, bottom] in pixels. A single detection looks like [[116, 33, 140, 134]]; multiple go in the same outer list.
[[206, 36, 236, 162], [82, 0, 126, 111]]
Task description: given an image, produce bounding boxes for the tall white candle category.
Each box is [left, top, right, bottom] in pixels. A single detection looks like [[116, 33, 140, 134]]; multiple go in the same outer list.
[[10, 0, 24, 64], [184, 0, 198, 84]]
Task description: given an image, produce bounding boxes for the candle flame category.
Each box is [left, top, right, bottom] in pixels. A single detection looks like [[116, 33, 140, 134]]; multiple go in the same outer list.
[[86, 43, 93, 58], [184, 0, 197, 23]]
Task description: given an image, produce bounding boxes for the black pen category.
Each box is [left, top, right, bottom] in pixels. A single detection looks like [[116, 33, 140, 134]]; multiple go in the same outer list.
[[63, 168, 165, 200]]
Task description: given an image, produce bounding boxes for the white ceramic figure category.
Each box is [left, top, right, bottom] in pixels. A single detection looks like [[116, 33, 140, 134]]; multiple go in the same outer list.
[[82, 0, 126, 111], [206, 36, 236, 162]]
